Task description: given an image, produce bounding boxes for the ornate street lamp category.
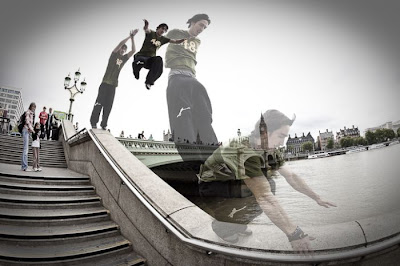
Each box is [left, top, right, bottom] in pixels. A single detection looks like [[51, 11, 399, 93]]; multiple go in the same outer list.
[[237, 128, 241, 145], [64, 68, 87, 122]]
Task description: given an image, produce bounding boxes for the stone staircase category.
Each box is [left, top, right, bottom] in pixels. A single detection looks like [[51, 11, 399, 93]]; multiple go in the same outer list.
[[0, 134, 146, 265], [0, 134, 67, 168]]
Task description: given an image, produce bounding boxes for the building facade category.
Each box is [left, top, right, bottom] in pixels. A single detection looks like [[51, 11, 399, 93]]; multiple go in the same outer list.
[[319, 129, 334, 151], [163, 129, 173, 142], [336, 125, 360, 143], [364, 121, 400, 135], [286, 132, 315, 154], [259, 113, 269, 150], [0, 86, 24, 128]]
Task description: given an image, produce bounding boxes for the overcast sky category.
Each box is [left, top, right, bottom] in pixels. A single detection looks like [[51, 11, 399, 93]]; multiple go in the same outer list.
[[1, 0, 399, 144]]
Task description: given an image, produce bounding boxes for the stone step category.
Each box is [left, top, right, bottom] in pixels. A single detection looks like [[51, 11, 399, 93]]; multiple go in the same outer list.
[[75, 249, 146, 266], [0, 200, 102, 210], [0, 220, 118, 240], [0, 175, 90, 186], [1, 230, 122, 246], [0, 141, 64, 149], [0, 187, 96, 197], [0, 152, 66, 162], [0, 144, 65, 154], [0, 212, 111, 227], [0, 134, 67, 168], [0, 134, 64, 145], [0, 172, 89, 181], [0, 244, 146, 266], [0, 193, 100, 205], [0, 134, 146, 265], [0, 180, 94, 192], [0, 157, 67, 168], [0, 235, 134, 263], [0, 147, 65, 156], [0, 150, 66, 160], [0, 137, 63, 147], [0, 206, 109, 220]]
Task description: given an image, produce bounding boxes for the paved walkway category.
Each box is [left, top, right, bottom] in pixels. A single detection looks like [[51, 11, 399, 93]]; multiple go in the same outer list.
[[0, 162, 88, 178]]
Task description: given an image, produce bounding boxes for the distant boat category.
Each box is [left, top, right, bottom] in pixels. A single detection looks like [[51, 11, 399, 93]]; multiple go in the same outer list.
[[308, 152, 330, 159], [369, 143, 387, 150], [346, 147, 367, 153]]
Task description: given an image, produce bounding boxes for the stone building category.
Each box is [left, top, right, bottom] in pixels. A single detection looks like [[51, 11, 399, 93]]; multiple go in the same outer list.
[[336, 125, 360, 143], [364, 121, 400, 135], [0, 86, 24, 128], [163, 129, 173, 142], [319, 129, 334, 151], [286, 132, 315, 154]]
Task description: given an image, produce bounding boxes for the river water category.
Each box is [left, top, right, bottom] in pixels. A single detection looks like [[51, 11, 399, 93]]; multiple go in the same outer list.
[[187, 143, 400, 227]]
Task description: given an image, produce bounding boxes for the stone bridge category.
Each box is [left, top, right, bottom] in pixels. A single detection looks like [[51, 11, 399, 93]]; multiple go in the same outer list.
[[116, 138, 281, 171]]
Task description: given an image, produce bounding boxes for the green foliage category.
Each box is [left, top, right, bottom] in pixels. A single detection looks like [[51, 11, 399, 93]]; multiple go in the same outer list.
[[365, 129, 395, 144], [365, 131, 377, 145], [340, 137, 354, 148], [353, 137, 367, 146], [301, 141, 313, 152], [374, 128, 395, 143], [326, 138, 334, 149], [383, 128, 396, 140], [398, 127, 400, 138]]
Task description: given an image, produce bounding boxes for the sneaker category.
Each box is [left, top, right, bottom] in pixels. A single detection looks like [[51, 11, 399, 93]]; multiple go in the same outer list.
[[101, 126, 106, 130], [37, 168, 42, 172], [145, 83, 152, 90], [23, 168, 32, 172], [34, 168, 38, 172], [133, 61, 143, 79], [238, 227, 253, 236], [91, 125, 97, 129]]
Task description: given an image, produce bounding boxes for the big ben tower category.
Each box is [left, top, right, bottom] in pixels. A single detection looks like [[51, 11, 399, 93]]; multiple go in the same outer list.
[[259, 113, 269, 150]]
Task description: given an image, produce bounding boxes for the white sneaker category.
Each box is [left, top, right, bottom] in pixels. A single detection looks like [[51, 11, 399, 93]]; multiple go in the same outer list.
[[33, 168, 38, 172], [37, 168, 42, 172]]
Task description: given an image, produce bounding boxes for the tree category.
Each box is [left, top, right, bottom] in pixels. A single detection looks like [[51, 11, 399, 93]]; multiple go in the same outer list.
[[397, 128, 400, 138], [301, 141, 313, 153], [326, 138, 334, 149], [383, 128, 395, 141], [375, 129, 385, 143], [340, 137, 354, 148], [353, 137, 367, 146], [365, 131, 377, 145]]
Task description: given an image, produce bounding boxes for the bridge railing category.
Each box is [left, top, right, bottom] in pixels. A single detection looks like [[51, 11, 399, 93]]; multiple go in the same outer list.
[[117, 138, 220, 150]]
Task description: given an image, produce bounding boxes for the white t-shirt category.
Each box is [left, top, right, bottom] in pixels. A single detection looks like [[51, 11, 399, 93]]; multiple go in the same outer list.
[[32, 138, 40, 148]]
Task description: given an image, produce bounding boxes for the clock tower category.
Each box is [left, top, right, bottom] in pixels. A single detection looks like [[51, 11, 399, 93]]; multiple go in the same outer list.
[[259, 113, 269, 149]]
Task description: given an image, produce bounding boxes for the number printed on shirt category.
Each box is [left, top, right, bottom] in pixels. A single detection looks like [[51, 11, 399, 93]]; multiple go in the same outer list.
[[183, 40, 197, 53]]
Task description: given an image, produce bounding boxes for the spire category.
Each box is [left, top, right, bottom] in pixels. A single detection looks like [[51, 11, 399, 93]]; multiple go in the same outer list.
[[196, 131, 202, 144]]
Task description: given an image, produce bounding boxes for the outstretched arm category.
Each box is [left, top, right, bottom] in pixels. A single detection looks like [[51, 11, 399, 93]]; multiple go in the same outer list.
[[278, 166, 337, 208], [143, 19, 151, 33], [113, 34, 132, 53], [127, 29, 139, 58], [169, 38, 186, 44], [243, 176, 313, 253]]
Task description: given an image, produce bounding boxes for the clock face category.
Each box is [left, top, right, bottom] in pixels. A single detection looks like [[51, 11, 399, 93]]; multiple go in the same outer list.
[[261, 127, 265, 132]]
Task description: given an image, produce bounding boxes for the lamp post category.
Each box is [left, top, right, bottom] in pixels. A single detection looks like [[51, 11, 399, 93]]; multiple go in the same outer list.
[[64, 69, 87, 122], [237, 128, 241, 145]]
